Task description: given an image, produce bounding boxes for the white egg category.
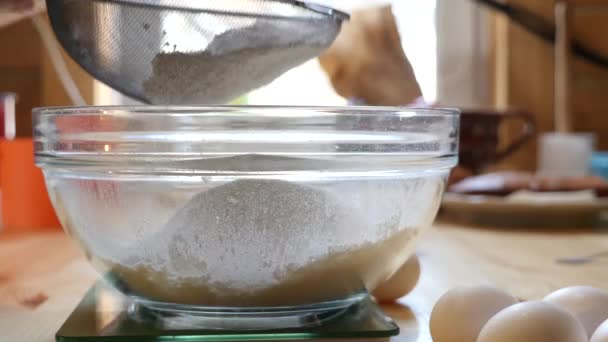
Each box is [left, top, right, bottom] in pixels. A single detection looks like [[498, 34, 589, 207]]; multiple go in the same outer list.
[[477, 301, 587, 342], [544, 286, 608, 336], [372, 254, 420, 303], [591, 318, 608, 342], [429, 286, 517, 342]]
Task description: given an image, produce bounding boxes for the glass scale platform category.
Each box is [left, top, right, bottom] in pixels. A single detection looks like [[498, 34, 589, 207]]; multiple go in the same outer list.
[[56, 280, 400, 341]]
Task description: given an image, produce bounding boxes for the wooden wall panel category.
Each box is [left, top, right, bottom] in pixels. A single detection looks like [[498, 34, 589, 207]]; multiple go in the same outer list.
[[0, 20, 42, 136], [0, 20, 41, 67], [495, 17, 555, 171], [0, 16, 94, 137], [0, 68, 40, 137], [40, 42, 94, 107], [39, 16, 94, 108], [492, 0, 608, 171]]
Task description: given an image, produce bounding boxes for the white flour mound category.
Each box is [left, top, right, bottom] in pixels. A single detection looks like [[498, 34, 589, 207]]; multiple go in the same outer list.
[[66, 154, 445, 306], [119, 155, 444, 291], [153, 178, 356, 289], [143, 19, 340, 104]]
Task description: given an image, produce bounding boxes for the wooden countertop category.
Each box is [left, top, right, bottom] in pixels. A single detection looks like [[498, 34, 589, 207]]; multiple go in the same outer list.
[[1, 223, 607, 341]]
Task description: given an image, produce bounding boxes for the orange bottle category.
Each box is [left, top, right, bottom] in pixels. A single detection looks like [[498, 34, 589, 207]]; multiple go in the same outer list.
[[1, 138, 61, 233]]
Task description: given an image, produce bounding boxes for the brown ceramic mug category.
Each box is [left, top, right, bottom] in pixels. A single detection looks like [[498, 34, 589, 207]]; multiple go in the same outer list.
[[458, 109, 536, 172]]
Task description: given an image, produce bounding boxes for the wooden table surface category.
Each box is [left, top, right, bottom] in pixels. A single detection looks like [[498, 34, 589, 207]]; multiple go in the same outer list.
[[1, 222, 607, 342]]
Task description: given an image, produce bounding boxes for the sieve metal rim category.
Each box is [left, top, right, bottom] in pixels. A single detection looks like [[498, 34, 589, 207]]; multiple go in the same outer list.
[[87, 0, 350, 22]]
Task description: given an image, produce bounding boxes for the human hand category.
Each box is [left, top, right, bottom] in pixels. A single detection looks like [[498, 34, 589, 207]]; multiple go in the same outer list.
[[319, 5, 422, 106]]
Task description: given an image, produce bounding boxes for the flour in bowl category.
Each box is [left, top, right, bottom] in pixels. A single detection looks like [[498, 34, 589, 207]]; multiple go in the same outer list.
[[49, 153, 445, 306], [95, 155, 445, 306]]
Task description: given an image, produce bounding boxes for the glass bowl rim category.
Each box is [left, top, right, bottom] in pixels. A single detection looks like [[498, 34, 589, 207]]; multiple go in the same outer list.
[[33, 105, 460, 117], [34, 105, 460, 170]]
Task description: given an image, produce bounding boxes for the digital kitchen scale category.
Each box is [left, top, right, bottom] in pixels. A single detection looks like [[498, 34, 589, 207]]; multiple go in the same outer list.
[[56, 280, 400, 342]]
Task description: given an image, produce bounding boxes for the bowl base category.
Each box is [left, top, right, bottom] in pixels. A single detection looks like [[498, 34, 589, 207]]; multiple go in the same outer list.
[[129, 294, 367, 330], [56, 280, 400, 341]]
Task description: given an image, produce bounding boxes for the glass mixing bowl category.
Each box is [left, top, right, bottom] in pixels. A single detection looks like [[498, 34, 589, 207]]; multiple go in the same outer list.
[[34, 106, 459, 329]]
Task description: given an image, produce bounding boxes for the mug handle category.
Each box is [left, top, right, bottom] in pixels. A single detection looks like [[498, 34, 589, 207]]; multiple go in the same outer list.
[[494, 110, 537, 161]]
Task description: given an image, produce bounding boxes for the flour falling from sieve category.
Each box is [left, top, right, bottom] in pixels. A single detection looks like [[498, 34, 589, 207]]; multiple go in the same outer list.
[[143, 18, 340, 104]]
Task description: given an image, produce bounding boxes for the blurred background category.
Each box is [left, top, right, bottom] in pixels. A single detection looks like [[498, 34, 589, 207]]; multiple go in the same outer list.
[[3, 0, 607, 170], [1, 0, 608, 228]]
